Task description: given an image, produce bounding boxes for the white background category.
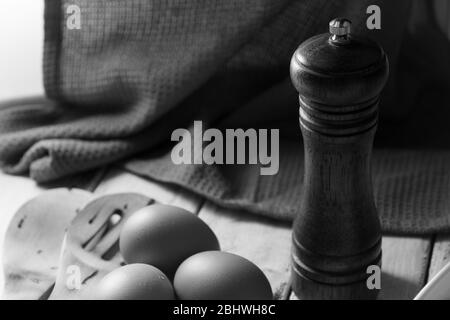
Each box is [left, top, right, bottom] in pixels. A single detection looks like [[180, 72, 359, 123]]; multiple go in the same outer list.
[[0, 0, 44, 101]]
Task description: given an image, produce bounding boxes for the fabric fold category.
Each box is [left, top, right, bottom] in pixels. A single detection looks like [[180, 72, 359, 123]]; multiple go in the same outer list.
[[2, 0, 450, 235]]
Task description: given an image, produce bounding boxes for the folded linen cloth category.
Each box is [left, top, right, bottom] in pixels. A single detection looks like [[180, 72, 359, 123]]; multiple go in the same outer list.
[[1, 0, 450, 234]]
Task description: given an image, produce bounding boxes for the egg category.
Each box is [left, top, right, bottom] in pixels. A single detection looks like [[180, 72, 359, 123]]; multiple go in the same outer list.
[[174, 251, 273, 300], [119, 204, 220, 278], [93, 264, 174, 300]]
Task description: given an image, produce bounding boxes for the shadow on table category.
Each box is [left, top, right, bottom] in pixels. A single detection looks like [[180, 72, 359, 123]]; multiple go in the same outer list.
[[379, 272, 422, 300]]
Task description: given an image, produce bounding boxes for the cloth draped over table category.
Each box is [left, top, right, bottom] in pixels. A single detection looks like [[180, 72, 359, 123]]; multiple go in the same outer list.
[[1, 0, 450, 234]]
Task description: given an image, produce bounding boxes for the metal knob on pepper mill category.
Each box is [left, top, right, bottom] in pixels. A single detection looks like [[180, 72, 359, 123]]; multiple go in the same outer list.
[[290, 18, 389, 299]]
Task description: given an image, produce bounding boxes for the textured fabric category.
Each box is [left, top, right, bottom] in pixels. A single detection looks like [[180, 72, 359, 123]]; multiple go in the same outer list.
[[1, 0, 450, 234]]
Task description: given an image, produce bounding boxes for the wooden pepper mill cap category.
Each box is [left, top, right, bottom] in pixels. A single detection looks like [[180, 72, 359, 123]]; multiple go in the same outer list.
[[290, 18, 389, 106], [329, 18, 351, 40]]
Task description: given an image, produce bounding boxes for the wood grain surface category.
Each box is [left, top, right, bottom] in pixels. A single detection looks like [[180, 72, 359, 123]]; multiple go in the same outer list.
[[378, 236, 432, 300], [428, 235, 450, 280], [199, 202, 292, 300], [0, 167, 444, 300]]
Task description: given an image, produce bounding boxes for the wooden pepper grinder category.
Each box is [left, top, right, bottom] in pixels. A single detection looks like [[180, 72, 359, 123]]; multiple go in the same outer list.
[[290, 18, 389, 299]]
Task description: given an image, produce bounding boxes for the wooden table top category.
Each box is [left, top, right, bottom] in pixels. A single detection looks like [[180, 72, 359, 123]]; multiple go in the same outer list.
[[0, 166, 448, 300]]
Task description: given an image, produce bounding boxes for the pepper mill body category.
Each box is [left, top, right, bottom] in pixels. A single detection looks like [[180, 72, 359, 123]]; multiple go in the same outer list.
[[290, 18, 389, 299]]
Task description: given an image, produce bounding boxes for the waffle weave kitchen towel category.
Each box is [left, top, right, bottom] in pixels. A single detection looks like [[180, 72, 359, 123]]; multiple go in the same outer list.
[[1, 0, 450, 235]]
